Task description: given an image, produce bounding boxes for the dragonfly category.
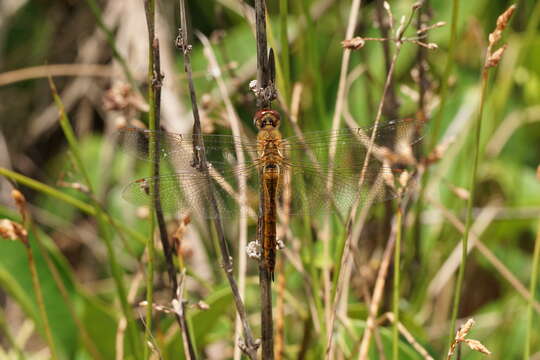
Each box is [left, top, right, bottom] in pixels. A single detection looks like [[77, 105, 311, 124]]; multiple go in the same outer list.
[[117, 112, 422, 280]]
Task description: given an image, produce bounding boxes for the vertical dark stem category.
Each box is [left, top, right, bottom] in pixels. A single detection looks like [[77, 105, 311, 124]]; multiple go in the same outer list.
[[177, 1, 258, 358], [150, 38, 178, 296], [255, 0, 269, 107], [143, 2, 195, 358], [254, 0, 277, 358]]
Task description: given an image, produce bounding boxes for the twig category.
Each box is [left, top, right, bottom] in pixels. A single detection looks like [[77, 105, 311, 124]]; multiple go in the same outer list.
[[142, 2, 157, 357], [357, 212, 400, 360], [253, 1, 278, 359], [177, 1, 258, 358], [143, 1, 193, 358], [195, 32, 250, 360], [172, 271, 197, 360]]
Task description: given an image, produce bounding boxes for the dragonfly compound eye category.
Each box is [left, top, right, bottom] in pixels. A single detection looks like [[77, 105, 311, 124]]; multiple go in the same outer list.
[[254, 109, 281, 129]]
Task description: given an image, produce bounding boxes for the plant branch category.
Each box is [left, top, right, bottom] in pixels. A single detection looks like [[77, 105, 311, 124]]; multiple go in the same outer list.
[[176, 1, 258, 358]]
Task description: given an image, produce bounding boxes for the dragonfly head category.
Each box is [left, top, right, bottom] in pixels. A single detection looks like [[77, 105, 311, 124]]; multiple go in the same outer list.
[[254, 109, 281, 130]]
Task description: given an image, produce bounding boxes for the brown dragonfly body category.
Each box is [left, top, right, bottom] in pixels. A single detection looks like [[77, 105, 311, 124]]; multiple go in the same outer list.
[[255, 109, 284, 280]]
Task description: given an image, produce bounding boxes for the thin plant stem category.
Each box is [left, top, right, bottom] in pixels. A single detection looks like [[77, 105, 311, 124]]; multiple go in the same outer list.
[[32, 225, 104, 360], [142, 1, 157, 358], [445, 57, 485, 355], [10, 191, 58, 359], [177, 1, 258, 358], [143, 1, 193, 356], [324, 0, 362, 349], [48, 78, 143, 359], [195, 32, 250, 360], [357, 213, 400, 360], [25, 240, 59, 360], [392, 206, 402, 360], [524, 219, 540, 359], [0, 167, 146, 245], [446, 3, 516, 347], [10, 189, 103, 359]]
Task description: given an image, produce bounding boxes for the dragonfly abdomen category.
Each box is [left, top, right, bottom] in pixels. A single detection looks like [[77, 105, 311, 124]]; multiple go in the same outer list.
[[261, 165, 279, 281]]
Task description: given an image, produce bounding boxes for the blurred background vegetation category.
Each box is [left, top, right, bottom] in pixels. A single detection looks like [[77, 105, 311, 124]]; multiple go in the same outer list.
[[0, 0, 539, 359]]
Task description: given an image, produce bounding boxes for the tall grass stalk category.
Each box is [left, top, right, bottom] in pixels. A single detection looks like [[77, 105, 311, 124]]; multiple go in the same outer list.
[[0, 167, 146, 245], [446, 4, 515, 351], [48, 78, 143, 359], [524, 219, 540, 359], [392, 206, 402, 360], [16, 221, 59, 360], [445, 51, 486, 357], [143, 1, 157, 357], [31, 221, 104, 359]]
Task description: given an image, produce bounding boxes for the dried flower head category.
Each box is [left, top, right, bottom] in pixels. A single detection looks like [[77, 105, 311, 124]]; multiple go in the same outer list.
[[486, 44, 508, 68], [342, 37, 366, 50], [464, 339, 492, 355], [0, 219, 27, 242], [485, 5, 516, 69], [447, 318, 492, 359], [456, 318, 475, 340]]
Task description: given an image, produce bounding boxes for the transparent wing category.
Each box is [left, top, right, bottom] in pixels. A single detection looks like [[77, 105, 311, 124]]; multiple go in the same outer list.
[[122, 166, 260, 219], [281, 161, 404, 219], [282, 118, 423, 171], [115, 127, 259, 174], [119, 120, 421, 219], [279, 119, 422, 217]]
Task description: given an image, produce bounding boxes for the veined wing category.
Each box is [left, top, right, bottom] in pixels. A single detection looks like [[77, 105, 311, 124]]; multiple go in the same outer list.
[[122, 165, 260, 219], [279, 119, 422, 217], [116, 127, 259, 174], [281, 164, 407, 219], [281, 118, 423, 171]]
